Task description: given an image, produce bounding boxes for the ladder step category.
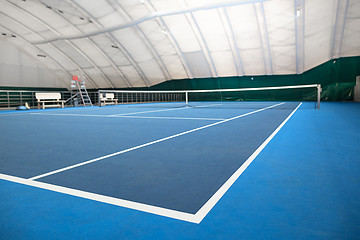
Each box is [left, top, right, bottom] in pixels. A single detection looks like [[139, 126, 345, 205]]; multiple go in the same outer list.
[[75, 80, 93, 107]]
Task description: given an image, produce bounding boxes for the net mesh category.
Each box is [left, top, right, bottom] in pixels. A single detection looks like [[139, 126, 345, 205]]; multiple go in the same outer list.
[[98, 84, 321, 109]]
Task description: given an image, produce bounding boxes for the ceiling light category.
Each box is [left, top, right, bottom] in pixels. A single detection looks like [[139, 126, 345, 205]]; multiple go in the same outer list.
[[296, 8, 301, 17], [161, 29, 169, 35]]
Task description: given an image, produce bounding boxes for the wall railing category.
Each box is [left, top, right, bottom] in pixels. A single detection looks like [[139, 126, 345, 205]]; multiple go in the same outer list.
[[0, 90, 98, 108]]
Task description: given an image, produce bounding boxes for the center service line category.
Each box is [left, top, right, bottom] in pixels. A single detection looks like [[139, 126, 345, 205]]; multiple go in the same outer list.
[[29, 102, 284, 181]]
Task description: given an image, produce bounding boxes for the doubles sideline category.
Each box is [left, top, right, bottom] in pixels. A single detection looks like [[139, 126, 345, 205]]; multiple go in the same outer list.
[[0, 101, 300, 224]]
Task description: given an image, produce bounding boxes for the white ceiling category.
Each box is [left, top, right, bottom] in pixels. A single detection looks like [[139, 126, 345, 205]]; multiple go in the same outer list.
[[0, 0, 359, 89]]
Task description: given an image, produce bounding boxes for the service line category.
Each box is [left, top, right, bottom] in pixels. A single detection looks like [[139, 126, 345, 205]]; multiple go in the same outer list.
[[29, 102, 284, 181], [1, 102, 293, 224]]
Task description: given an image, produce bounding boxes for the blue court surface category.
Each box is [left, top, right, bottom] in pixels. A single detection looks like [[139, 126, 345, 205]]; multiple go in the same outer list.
[[0, 101, 359, 239]]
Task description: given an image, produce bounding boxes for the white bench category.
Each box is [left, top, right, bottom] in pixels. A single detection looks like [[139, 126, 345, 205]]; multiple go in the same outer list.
[[35, 92, 65, 109], [100, 93, 118, 106]]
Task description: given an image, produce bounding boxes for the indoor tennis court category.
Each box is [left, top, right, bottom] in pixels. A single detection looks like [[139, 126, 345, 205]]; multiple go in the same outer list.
[[1, 0, 360, 239]]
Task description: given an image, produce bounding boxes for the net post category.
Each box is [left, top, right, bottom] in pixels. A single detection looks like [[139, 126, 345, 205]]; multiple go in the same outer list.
[[317, 84, 322, 109], [98, 90, 101, 107], [185, 91, 189, 107]]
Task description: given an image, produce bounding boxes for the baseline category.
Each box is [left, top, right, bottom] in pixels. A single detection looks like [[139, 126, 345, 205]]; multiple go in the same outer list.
[[0, 173, 196, 223], [107, 107, 188, 117], [0, 102, 303, 224]]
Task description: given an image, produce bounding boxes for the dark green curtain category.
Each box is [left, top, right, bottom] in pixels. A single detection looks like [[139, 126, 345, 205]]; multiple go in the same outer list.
[[150, 56, 360, 101]]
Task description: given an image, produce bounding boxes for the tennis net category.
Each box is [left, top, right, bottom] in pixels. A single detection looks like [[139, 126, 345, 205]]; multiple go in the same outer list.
[[98, 84, 322, 109]]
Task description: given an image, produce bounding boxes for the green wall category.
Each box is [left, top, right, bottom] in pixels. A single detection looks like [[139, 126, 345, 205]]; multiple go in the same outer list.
[[149, 56, 360, 101], [1, 56, 359, 102]]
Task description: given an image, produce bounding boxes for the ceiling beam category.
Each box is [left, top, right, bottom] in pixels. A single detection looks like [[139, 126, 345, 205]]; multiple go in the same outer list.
[[188, 11, 218, 77], [253, 3, 268, 74], [330, 0, 349, 59], [6, 0, 109, 88], [0, 11, 98, 89], [65, 0, 132, 88], [31, 0, 267, 44], [146, 0, 194, 79], [175, 0, 217, 77], [219, 7, 244, 76], [37, 0, 119, 89], [294, 0, 305, 74], [158, 16, 194, 79], [68, 0, 150, 87], [0, 22, 72, 87], [258, 1, 273, 75], [114, 1, 172, 82]]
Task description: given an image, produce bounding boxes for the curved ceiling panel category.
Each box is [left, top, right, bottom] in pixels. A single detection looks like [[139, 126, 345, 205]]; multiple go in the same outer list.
[[0, 0, 359, 89]]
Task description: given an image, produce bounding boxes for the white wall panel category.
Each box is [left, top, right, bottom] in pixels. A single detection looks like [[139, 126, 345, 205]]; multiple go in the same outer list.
[[52, 41, 93, 69], [0, 0, 359, 89], [82, 67, 110, 89], [0, 40, 66, 88], [212, 51, 237, 77], [304, 0, 337, 71], [1, 1, 48, 32], [271, 46, 296, 74], [138, 59, 166, 84], [228, 5, 262, 50], [76, 0, 114, 19], [163, 15, 201, 52], [119, 65, 145, 87], [240, 49, 265, 75], [193, 9, 230, 52], [113, 28, 153, 62], [341, 18, 360, 57], [341, 0, 360, 57], [184, 51, 212, 78], [71, 39, 111, 67], [161, 55, 188, 79], [101, 66, 128, 88]]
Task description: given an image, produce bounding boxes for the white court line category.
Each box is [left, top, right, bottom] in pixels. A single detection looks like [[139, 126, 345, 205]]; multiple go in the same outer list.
[[30, 113, 105, 117], [192, 102, 302, 223], [30, 112, 223, 121], [0, 101, 299, 224], [0, 173, 196, 223], [107, 107, 187, 117], [29, 106, 189, 117], [0, 112, 32, 117], [29, 102, 284, 180], [107, 103, 225, 116], [114, 115, 224, 121], [190, 104, 223, 108]]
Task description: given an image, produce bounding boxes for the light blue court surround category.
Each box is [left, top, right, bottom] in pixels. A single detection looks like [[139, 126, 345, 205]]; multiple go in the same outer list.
[[0, 102, 359, 239]]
